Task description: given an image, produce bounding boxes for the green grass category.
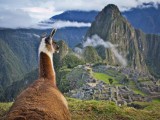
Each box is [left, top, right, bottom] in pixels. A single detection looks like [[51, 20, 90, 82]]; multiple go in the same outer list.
[[132, 88, 147, 96], [129, 81, 135, 86], [0, 102, 13, 117], [128, 81, 147, 96], [93, 72, 118, 84], [1, 98, 160, 120], [152, 99, 160, 103], [68, 98, 160, 120]]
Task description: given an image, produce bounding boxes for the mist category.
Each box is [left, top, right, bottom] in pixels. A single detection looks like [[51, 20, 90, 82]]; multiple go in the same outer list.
[[75, 34, 127, 66], [34, 20, 91, 29]]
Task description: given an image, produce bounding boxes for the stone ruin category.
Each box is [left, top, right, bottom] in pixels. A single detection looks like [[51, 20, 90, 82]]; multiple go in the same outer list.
[[67, 77, 149, 106], [66, 65, 160, 105]]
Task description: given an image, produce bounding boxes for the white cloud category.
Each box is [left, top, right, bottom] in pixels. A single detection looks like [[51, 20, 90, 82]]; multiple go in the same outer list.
[[48, 0, 160, 11], [0, 0, 159, 28], [83, 35, 127, 66], [51, 20, 91, 29], [0, 9, 35, 28], [33, 20, 91, 29]]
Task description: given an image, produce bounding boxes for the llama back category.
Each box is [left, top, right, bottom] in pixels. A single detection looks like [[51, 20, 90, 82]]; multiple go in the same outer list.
[[5, 79, 71, 120]]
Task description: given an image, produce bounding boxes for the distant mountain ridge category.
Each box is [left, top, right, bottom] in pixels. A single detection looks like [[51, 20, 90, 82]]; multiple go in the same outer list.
[[38, 10, 98, 29], [123, 3, 160, 34], [50, 10, 98, 23]]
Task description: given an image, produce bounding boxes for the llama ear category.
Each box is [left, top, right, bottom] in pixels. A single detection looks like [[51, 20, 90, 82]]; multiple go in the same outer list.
[[41, 32, 47, 38], [50, 28, 56, 38]]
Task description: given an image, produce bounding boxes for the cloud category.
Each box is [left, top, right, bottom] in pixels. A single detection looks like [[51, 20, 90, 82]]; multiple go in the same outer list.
[[48, 0, 160, 11], [74, 47, 83, 55], [33, 20, 91, 29], [76, 35, 127, 66], [51, 20, 91, 29], [21, 7, 61, 21], [33, 34, 40, 38], [0, 9, 35, 28], [0, 0, 160, 28]]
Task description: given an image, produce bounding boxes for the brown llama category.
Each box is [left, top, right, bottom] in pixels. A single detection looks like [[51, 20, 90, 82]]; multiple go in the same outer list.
[[4, 29, 71, 120]]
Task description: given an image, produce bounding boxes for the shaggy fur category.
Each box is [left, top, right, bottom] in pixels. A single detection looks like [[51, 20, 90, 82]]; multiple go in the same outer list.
[[5, 78, 70, 120], [4, 32, 71, 120]]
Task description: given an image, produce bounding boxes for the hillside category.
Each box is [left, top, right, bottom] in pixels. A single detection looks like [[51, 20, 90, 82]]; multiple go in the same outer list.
[[1, 98, 160, 120], [0, 39, 25, 89]]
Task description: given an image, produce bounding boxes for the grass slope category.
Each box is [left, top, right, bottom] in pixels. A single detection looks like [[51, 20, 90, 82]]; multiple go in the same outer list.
[[0, 102, 12, 117], [93, 72, 118, 84], [1, 98, 160, 120]]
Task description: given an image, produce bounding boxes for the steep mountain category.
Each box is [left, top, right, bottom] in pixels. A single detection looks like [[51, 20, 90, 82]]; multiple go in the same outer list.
[[145, 34, 160, 77], [54, 27, 88, 48], [50, 10, 98, 23], [83, 46, 102, 63], [0, 39, 25, 90], [0, 30, 39, 87], [84, 4, 160, 76], [4, 69, 38, 101], [123, 3, 160, 34]]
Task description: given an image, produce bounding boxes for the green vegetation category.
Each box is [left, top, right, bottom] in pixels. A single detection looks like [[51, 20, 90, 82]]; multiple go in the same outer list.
[[0, 102, 12, 117], [138, 78, 150, 82], [57, 67, 72, 93], [62, 54, 85, 68], [132, 88, 147, 96], [152, 99, 160, 103], [83, 46, 102, 63], [92, 71, 147, 96], [1, 98, 160, 120], [57, 67, 89, 93], [93, 72, 118, 84]]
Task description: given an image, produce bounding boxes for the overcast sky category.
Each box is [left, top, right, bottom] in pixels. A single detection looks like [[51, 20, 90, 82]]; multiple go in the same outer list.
[[0, 0, 160, 28]]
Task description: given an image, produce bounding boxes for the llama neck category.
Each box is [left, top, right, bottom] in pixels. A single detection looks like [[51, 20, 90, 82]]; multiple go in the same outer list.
[[39, 52, 56, 85]]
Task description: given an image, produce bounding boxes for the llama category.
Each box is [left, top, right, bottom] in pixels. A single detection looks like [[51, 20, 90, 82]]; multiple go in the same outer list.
[[4, 29, 71, 120]]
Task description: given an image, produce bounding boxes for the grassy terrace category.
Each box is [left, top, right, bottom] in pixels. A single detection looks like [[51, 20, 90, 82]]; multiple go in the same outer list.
[[0, 102, 12, 117], [92, 72, 118, 84], [132, 88, 147, 96], [1, 98, 160, 120], [92, 72, 147, 96]]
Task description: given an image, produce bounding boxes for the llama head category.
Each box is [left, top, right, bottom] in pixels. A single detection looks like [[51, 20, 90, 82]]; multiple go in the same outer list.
[[39, 29, 59, 56]]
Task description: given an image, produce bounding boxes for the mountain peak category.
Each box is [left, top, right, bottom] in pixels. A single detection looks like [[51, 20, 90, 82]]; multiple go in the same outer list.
[[102, 4, 121, 16]]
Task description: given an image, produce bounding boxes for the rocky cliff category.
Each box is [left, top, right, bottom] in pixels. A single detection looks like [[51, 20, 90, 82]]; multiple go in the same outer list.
[[84, 4, 160, 76]]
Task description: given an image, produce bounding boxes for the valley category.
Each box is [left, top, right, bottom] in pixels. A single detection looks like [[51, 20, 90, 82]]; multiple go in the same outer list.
[[0, 3, 160, 120]]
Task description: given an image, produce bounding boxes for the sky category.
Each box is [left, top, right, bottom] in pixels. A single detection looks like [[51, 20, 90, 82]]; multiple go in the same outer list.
[[0, 0, 160, 28]]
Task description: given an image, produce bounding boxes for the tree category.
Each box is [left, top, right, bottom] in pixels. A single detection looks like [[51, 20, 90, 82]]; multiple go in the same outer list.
[[109, 78, 113, 85], [123, 77, 129, 85]]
